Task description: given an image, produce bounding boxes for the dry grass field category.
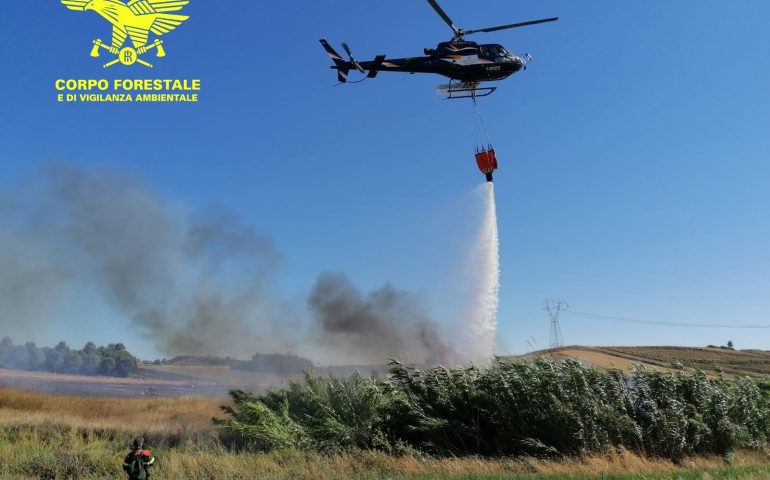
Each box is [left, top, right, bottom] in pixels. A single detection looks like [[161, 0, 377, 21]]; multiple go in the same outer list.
[[1, 386, 770, 479], [514, 346, 770, 376], [2, 350, 770, 478], [0, 387, 220, 445]]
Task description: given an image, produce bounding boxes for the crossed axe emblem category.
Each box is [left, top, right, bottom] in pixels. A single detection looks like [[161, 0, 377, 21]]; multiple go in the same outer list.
[[90, 38, 167, 68]]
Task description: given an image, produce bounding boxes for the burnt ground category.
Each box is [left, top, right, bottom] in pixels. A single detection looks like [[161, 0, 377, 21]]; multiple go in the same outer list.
[[0, 363, 394, 398], [0, 367, 230, 397]]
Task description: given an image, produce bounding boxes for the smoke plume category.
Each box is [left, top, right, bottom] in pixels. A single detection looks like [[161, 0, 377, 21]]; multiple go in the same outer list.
[[0, 163, 456, 364], [308, 272, 454, 364], [0, 164, 285, 356]]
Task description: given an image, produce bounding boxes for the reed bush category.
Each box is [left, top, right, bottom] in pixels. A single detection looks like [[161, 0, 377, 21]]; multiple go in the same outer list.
[[216, 358, 770, 460]]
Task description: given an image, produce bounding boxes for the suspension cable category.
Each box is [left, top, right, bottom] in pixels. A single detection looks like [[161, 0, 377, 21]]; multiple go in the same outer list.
[[472, 95, 493, 145]]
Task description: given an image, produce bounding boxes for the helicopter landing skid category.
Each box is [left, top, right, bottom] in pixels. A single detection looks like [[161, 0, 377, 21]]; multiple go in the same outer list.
[[436, 81, 497, 100]]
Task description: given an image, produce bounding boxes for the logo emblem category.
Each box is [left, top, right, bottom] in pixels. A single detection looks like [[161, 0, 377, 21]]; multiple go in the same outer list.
[[61, 0, 189, 69]]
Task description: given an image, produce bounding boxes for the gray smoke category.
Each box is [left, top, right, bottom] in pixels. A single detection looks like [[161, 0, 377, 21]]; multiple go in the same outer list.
[[308, 272, 454, 364], [0, 164, 284, 356], [0, 163, 454, 364]]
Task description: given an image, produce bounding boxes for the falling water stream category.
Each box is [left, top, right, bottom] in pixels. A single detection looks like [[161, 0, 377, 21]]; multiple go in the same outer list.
[[465, 181, 500, 365]]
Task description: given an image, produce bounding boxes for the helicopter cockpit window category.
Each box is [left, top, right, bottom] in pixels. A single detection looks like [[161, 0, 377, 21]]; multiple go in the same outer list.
[[488, 46, 507, 57]]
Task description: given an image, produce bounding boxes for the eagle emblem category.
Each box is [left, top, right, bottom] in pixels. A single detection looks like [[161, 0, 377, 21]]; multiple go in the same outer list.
[[61, 0, 189, 68]]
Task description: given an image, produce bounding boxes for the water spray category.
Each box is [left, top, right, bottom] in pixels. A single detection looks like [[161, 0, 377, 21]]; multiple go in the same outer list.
[[464, 182, 500, 364]]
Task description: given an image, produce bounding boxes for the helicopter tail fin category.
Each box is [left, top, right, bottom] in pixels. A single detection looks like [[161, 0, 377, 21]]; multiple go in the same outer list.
[[320, 39, 350, 83], [367, 55, 386, 78]]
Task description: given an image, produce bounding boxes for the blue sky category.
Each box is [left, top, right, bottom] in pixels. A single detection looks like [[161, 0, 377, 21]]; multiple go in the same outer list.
[[1, 1, 769, 359]]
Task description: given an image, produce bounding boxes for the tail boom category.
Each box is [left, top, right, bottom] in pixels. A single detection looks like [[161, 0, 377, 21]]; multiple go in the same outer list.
[[320, 39, 394, 83]]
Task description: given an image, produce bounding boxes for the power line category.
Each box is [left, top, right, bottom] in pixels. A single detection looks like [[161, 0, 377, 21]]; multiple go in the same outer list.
[[509, 310, 544, 322], [507, 311, 547, 327], [567, 310, 770, 329]]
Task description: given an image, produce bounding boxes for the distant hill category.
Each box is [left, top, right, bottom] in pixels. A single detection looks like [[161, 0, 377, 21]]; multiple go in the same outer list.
[[507, 346, 770, 377]]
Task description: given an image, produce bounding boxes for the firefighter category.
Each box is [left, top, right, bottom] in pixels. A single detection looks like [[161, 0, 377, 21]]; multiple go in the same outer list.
[[123, 437, 156, 480]]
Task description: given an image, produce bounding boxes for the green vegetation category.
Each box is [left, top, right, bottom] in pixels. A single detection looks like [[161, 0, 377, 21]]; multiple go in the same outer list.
[[2, 439, 770, 480], [217, 358, 770, 461], [0, 337, 138, 377], [2, 383, 770, 479]]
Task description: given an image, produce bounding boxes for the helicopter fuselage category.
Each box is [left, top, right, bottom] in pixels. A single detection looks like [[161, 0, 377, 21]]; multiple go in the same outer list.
[[341, 40, 525, 83], [321, 0, 556, 94]]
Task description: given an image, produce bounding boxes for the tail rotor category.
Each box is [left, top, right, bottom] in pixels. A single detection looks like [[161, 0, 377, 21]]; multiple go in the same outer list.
[[341, 42, 365, 73], [321, 39, 371, 83]]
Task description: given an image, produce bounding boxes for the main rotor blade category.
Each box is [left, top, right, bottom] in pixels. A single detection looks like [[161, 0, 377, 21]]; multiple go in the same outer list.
[[426, 0, 461, 37], [464, 17, 559, 35]]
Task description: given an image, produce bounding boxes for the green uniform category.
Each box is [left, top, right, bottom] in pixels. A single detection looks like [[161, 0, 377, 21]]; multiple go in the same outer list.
[[122, 448, 155, 479]]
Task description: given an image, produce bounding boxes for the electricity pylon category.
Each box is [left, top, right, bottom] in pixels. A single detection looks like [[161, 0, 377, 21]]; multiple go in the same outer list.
[[543, 299, 568, 349]]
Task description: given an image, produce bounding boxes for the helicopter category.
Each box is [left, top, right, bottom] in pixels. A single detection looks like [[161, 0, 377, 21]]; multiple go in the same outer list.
[[320, 0, 557, 99]]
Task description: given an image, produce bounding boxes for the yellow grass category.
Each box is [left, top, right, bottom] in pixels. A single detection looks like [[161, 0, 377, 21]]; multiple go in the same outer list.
[[510, 346, 770, 377], [546, 349, 664, 372], [2, 387, 770, 479], [0, 387, 220, 447], [155, 449, 770, 479]]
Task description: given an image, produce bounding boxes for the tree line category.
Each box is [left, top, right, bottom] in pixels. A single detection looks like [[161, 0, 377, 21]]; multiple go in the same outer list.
[[0, 337, 138, 377]]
